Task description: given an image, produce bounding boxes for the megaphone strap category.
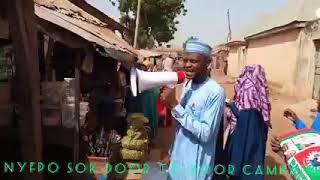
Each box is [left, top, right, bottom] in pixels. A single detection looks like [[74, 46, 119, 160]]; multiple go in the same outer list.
[[185, 80, 191, 87]]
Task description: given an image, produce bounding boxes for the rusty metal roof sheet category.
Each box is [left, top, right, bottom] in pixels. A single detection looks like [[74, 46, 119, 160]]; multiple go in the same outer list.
[[138, 49, 161, 58], [34, 0, 138, 57]]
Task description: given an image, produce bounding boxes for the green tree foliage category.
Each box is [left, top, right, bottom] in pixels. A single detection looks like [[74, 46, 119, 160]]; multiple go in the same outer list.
[[109, 0, 187, 48]]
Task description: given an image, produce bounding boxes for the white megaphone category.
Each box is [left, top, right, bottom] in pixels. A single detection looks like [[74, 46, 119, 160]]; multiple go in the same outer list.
[[130, 67, 186, 97]]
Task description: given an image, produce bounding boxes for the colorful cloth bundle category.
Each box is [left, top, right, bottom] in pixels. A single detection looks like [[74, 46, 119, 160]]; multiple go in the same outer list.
[[279, 129, 320, 180]]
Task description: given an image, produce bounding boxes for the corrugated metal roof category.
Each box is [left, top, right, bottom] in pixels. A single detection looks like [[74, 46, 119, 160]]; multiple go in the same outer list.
[[212, 45, 228, 54], [153, 48, 183, 53], [245, 0, 320, 38], [34, 0, 138, 57], [69, 0, 130, 33], [138, 49, 161, 58]]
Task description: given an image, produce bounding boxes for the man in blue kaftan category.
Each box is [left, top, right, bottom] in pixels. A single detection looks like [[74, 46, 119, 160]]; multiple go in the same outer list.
[[161, 39, 225, 180]]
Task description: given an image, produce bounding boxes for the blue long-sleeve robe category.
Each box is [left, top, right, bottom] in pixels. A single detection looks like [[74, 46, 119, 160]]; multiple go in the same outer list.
[[226, 103, 268, 180], [167, 78, 225, 180]]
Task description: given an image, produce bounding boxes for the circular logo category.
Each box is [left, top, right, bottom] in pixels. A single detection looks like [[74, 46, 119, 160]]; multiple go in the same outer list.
[[306, 151, 320, 170]]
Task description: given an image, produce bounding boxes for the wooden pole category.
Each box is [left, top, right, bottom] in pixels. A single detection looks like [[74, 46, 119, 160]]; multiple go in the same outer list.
[[133, 0, 141, 48], [7, 0, 43, 179], [44, 38, 54, 81], [227, 9, 232, 42], [73, 52, 81, 167]]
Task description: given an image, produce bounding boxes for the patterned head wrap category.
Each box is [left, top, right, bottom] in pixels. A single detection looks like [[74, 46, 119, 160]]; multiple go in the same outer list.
[[184, 39, 212, 60], [227, 64, 272, 133]]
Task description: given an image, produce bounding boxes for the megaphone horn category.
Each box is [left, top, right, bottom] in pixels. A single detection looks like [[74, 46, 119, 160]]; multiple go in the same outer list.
[[130, 68, 186, 97]]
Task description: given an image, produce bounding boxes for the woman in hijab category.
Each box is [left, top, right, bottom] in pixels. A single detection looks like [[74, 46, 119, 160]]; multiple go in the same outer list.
[[225, 64, 271, 180]]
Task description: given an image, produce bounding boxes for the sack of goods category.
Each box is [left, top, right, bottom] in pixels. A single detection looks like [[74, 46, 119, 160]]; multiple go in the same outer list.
[[121, 136, 148, 150], [120, 149, 145, 161], [121, 113, 149, 161], [279, 129, 320, 179]]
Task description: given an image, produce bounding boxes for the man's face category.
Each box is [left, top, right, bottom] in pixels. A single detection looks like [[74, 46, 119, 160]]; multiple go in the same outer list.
[[182, 53, 208, 80]]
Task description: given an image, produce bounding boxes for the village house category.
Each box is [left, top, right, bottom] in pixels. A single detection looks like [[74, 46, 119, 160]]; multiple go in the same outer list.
[[153, 47, 184, 70], [154, 47, 183, 58], [211, 45, 229, 74], [225, 41, 246, 78], [225, 0, 320, 100]]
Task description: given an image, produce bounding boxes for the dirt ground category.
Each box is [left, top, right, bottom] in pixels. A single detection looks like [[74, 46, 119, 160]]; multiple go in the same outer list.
[[152, 72, 308, 180]]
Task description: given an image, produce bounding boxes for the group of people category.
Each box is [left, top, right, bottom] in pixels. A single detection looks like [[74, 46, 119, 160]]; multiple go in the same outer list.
[[156, 39, 320, 180], [154, 39, 271, 180]]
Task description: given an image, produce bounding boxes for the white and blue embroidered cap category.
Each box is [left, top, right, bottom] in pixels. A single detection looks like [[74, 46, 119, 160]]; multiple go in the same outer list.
[[184, 39, 212, 58]]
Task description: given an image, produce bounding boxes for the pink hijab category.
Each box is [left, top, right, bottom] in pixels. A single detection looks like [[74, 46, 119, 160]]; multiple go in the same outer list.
[[227, 64, 272, 133]]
